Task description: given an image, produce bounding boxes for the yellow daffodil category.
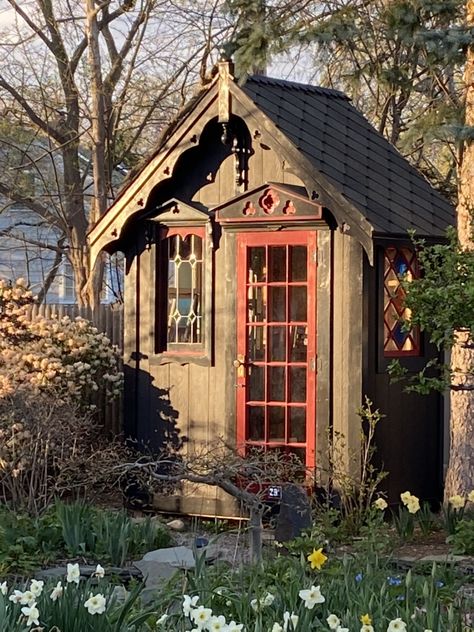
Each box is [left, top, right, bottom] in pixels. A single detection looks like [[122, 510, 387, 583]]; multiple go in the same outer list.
[[307, 548, 328, 570], [360, 613, 372, 625], [448, 495, 465, 510]]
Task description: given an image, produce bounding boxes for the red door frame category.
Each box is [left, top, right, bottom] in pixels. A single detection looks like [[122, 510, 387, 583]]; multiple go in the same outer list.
[[236, 231, 317, 468]]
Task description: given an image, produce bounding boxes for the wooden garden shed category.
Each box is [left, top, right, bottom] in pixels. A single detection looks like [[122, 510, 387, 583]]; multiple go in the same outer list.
[[89, 62, 454, 515]]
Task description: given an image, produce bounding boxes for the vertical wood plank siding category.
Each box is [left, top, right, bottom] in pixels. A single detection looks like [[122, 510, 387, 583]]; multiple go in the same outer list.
[[26, 303, 124, 435]]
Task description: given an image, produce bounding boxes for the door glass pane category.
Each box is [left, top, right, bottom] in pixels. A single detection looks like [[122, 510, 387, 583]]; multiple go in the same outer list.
[[290, 286, 307, 322], [269, 286, 286, 322], [248, 286, 266, 322], [287, 447, 306, 467], [289, 407, 306, 442], [289, 366, 306, 402], [268, 406, 285, 441], [290, 246, 307, 281], [289, 326, 307, 362], [249, 365, 265, 401], [248, 325, 266, 361], [268, 366, 285, 401], [268, 247, 286, 281], [269, 326, 286, 361], [248, 247, 266, 282], [248, 406, 265, 440]]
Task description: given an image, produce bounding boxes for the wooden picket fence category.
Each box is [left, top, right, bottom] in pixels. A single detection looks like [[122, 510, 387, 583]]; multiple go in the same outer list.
[[27, 302, 124, 435]]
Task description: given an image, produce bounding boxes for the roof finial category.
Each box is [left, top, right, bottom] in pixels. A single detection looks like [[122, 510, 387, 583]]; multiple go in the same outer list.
[[218, 56, 234, 124]]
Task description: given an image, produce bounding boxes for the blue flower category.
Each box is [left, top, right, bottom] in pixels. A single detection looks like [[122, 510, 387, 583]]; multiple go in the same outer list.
[[396, 594, 405, 601], [435, 580, 444, 588], [387, 576, 402, 586], [355, 573, 363, 583]]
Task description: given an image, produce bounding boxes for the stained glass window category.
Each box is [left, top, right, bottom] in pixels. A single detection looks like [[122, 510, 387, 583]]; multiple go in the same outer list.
[[383, 246, 420, 356], [166, 234, 202, 344]]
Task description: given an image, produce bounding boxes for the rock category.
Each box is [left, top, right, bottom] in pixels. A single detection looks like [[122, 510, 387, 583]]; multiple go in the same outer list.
[[142, 545, 195, 569], [133, 559, 178, 591], [111, 585, 129, 604], [167, 518, 185, 531], [274, 483, 312, 543]]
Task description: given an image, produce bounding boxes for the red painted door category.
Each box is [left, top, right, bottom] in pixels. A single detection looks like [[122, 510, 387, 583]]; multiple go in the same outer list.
[[236, 231, 317, 468]]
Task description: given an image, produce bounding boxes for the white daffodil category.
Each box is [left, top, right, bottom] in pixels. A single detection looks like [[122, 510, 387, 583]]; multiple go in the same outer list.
[[182, 594, 199, 617], [227, 621, 244, 632], [298, 585, 325, 609], [0, 581, 7, 595], [66, 563, 81, 584], [156, 613, 168, 625], [263, 592, 275, 606], [29, 579, 44, 597], [190, 605, 212, 628], [337, 628, 349, 632], [50, 581, 63, 602], [387, 619, 407, 632], [84, 592, 107, 615], [9, 590, 24, 604], [327, 614, 341, 630], [21, 603, 40, 627], [271, 624, 284, 632], [209, 614, 227, 631], [360, 626, 375, 632], [283, 610, 299, 630], [94, 564, 105, 578], [251, 592, 275, 611], [20, 591, 36, 606]]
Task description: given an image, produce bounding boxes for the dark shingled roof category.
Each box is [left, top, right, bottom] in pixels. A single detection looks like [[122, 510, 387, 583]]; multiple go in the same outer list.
[[242, 75, 454, 236]]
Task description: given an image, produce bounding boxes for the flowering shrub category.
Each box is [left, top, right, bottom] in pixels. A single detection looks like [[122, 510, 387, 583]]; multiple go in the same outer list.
[[0, 278, 122, 404], [0, 279, 124, 513]]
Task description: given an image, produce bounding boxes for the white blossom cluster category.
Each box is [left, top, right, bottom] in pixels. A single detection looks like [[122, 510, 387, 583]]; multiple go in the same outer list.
[[0, 278, 122, 401]]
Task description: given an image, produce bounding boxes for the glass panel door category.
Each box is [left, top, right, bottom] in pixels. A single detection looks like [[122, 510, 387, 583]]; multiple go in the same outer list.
[[236, 232, 317, 468]]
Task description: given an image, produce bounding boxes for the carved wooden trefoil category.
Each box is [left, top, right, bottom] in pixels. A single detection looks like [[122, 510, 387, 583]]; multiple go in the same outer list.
[[215, 183, 323, 225]]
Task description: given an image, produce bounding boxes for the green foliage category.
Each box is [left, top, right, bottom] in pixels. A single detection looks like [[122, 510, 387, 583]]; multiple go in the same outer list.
[[157, 550, 465, 631], [324, 397, 388, 537], [0, 502, 171, 575], [0, 575, 156, 631], [0, 508, 62, 575], [441, 503, 466, 536], [389, 229, 474, 393], [447, 515, 474, 554], [392, 505, 416, 541]]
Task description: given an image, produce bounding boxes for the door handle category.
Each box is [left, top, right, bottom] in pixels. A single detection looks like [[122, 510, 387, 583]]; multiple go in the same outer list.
[[233, 354, 246, 378]]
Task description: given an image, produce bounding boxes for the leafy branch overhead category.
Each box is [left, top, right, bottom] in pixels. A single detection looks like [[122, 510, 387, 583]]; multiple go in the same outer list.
[[388, 229, 474, 393]]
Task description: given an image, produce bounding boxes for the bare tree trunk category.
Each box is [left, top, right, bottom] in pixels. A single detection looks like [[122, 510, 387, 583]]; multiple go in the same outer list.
[[444, 0, 474, 498], [83, 0, 108, 309]]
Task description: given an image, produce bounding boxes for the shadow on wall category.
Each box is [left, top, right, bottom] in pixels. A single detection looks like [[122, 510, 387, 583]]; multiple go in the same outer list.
[[122, 361, 188, 508]]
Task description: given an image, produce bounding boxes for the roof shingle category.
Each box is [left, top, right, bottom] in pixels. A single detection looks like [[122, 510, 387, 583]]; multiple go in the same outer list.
[[242, 75, 454, 236]]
